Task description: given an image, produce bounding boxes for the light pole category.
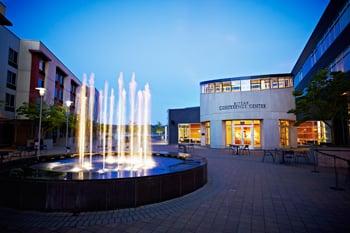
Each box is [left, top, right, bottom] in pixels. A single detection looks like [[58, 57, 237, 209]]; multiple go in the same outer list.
[[65, 100, 73, 153], [35, 87, 46, 159]]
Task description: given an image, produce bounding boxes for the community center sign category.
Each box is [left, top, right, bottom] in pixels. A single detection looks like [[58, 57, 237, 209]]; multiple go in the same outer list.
[[219, 101, 266, 111]]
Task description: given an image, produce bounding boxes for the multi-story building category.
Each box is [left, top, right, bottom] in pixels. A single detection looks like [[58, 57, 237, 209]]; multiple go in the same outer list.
[[0, 2, 20, 146], [0, 2, 100, 148], [15, 40, 82, 146], [292, 0, 350, 145]]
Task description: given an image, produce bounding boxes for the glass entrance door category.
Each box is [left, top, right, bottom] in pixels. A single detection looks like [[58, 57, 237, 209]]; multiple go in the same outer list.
[[242, 126, 252, 145], [233, 125, 253, 147]]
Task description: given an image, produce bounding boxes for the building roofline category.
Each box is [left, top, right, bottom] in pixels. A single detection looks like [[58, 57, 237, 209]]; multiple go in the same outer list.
[[291, 0, 348, 75], [1, 25, 20, 40], [168, 106, 200, 111], [22, 40, 81, 84], [199, 73, 291, 85], [0, 13, 12, 26]]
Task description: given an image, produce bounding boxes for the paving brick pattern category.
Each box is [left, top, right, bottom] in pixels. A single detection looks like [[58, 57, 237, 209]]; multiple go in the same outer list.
[[1, 145, 350, 233]]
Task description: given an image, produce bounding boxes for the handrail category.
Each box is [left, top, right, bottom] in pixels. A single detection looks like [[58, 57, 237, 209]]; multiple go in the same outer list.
[[311, 147, 350, 191], [314, 149, 350, 163]]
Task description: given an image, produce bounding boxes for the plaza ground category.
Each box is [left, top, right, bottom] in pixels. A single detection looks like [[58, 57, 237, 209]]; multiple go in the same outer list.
[[0, 145, 350, 233]]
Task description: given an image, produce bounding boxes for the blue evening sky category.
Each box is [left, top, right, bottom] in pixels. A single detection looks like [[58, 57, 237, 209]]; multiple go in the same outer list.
[[4, 0, 328, 124]]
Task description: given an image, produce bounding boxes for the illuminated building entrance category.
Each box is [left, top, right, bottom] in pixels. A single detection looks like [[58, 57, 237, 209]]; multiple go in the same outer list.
[[225, 120, 261, 148]]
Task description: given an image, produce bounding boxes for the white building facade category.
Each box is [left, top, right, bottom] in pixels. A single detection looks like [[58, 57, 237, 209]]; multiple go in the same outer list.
[[200, 74, 297, 149]]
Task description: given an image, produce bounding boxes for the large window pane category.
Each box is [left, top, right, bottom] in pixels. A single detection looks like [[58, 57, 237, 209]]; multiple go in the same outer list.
[[231, 80, 240, 92], [250, 79, 260, 90], [261, 79, 270, 89], [222, 81, 231, 92], [271, 78, 278, 88], [241, 80, 250, 91], [215, 83, 222, 92]]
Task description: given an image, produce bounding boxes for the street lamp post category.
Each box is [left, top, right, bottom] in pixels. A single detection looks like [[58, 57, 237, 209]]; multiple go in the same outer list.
[[35, 87, 46, 159], [65, 100, 73, 153]]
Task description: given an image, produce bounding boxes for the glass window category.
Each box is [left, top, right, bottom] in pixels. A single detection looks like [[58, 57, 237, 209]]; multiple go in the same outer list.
[[39, 60, 45, 72], [5, 93, 15, 112], [271, 78, 278, 88], [297, 121, 328, 145], [231, 80, 240, 92], [278, 78, 286, 88], [207, 83, 215, 93], [241, 80, 250, 91], [6, 71, 16, 90], [261, 79, 270, 89], [279, 120, 290, 147], [8, 48, 18, 67], [222, 82, 231, 92], [178, 123, 200, 143], [225, 121, 232, 146], [253, 124, 261, 147], [205, 122, 210, 145], [201, 85, 206, 93], [215, 83, 222, 92], [37, 79, 44, 88], [250, 79, 260, 90], [227, 120, 261, 147]]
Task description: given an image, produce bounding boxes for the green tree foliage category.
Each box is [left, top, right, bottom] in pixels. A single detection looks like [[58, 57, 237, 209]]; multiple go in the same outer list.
[[17, 102, 76, 138], [155, 121, 164, 135], [288, 69, 350, 143]]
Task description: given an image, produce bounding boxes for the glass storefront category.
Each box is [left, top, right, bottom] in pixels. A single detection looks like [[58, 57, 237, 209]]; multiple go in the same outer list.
[[204, 122, 211, 145], [178, 123, 201, 144], [297, 121, 327, 145], [225, 120, 261, 148], [279, 120, 290, 147]]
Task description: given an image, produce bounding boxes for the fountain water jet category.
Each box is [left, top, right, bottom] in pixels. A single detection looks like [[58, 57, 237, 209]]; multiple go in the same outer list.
[[88, 74, 95, 168], [74, 73, 155, 171]]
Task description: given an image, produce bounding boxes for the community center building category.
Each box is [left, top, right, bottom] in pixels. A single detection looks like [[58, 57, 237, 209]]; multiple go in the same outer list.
[[168, 0, 350, 149]]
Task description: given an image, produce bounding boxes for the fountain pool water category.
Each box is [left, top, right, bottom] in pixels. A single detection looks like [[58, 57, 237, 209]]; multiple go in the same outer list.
[[30, 154, 193, 180], [0, 73, 207, 211]]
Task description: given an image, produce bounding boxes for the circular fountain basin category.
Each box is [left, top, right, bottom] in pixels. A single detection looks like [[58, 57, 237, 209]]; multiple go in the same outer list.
[[0, 152, 207, 212]]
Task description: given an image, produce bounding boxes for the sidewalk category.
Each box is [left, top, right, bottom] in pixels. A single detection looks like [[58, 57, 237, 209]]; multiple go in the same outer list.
[[1, 145, 350, 233]]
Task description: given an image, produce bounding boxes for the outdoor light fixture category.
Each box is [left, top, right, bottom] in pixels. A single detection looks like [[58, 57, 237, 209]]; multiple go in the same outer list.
[[35, 87, 46, 96], [65, 100, 73, 107], [35, 87, 46, 159]]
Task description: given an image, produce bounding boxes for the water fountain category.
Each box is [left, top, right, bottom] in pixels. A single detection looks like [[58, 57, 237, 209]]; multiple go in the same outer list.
[[0, 73, 207, 211]]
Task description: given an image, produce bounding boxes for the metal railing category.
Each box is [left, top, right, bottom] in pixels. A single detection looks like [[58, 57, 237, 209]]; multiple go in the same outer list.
[[311, 148, 350, 191]]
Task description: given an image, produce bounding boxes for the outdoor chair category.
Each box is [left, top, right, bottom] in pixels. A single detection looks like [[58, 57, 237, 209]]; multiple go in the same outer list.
[[294, 150, 310, 164], [283, 150, 295, 164], [240, 145, 250, 155], [178, 144, 188, 153], [262, 149, 275, 163]]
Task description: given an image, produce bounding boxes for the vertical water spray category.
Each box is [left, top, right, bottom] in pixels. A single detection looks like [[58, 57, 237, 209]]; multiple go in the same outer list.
[[143, 84, 151, 161], [136, 90, 143, 161], [117, 73, 124, 161], [102, 82, 109, 170], [107, 88, 115, 162], [76, 72, 154, 171], [78, 75, 87, 167], [98, 90, 103, 152], [120, 89, 127, 159], [88, 74, 95, 168], [129, 73, 137, 159]]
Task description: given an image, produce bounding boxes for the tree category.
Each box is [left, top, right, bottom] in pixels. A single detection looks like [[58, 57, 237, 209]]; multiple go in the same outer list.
[[288, 69, 350, 143], [17, 102, 73, 138], [155, 121, 164, 135]]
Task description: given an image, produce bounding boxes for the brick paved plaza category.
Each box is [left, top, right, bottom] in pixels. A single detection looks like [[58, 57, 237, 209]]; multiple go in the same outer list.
[[1, 145, 350, 233]]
